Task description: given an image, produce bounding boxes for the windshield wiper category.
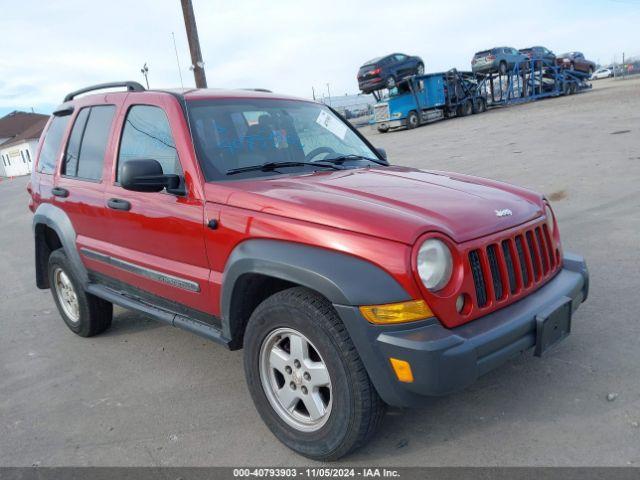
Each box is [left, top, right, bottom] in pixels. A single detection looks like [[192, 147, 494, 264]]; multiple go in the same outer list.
[[314, 154, 386, 166], [226, 161, 342, 176]]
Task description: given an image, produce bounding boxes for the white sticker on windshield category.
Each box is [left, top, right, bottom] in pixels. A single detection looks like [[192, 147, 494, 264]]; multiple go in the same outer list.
[[316, 110, 348, 140]]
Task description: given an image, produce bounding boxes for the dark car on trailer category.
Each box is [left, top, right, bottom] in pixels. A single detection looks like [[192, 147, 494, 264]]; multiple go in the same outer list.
[[357, 53, 424, 93], [556, 52, 596, 75], [519, 46, 556, 68]]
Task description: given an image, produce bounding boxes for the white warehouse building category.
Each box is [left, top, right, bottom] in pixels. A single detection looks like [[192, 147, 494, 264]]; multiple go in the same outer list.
[[0, 111, 49, 177]]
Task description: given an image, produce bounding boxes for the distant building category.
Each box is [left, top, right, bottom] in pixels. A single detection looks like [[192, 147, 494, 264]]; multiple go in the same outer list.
[[321, 93, 376, 119], [0, 111, 49, 177]]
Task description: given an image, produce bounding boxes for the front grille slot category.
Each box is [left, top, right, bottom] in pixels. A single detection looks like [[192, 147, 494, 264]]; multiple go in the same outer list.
[[535, 227, 549, 274], [515, 235, 530, 286], [487, 244, 503, 300], [469, 250, 488, 307], [543, 224, 556, 269], [526, 231, 540, 280], [502, 240, 517, 293]]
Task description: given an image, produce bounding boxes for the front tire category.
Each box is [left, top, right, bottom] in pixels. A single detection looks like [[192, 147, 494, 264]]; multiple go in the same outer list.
[[48, 249, 112, 337], [243, 287, 385, 461]]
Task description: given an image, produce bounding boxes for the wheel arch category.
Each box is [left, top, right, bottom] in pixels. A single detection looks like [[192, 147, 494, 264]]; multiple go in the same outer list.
[[221, 239, 411, 349], [33, 203, 87, 289]]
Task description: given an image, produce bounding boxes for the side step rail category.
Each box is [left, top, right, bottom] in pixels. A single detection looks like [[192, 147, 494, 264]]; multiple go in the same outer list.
[[86, 284, 231, 348]]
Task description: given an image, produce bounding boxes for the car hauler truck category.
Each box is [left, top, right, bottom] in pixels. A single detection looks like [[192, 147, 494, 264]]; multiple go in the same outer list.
[[373, 69, 486, 133]]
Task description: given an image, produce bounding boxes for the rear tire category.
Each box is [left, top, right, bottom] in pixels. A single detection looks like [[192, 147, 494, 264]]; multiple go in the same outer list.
[[243, 287, 385, 461], [48, 249, 112, 337], [473, 97, 486, 114], [499, 61, 508, 75], [416, 63, 425, 75], [457, 100, 473, 117]]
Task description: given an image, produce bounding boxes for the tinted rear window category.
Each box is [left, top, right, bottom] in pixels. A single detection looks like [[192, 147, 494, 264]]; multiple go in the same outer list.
[[362, 57, 381, 66], [38, 116, 70, 174], [474, 50, 492, 57], [77, 106, 115, 180], [63, 105, 115, 181]]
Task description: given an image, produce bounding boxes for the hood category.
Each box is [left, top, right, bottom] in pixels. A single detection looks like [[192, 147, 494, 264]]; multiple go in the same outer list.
[[216, 166, 544, 245]]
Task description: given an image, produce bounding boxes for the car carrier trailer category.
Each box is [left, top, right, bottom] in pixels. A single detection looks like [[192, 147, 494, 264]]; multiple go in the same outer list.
[[478, 57, 592, 105], [372, 58, 591, 133]]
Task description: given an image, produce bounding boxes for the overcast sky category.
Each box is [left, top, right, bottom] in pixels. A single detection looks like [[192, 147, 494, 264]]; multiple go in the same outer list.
[[1, 0, 638, 116]]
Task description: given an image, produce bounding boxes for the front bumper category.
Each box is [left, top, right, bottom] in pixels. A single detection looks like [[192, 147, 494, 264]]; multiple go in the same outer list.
[[335, 253, 589, 407], [376, 119, 404, 130]]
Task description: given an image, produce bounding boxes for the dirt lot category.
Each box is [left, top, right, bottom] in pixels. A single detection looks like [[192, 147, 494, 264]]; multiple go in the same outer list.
[[1, 77, 639, 467]]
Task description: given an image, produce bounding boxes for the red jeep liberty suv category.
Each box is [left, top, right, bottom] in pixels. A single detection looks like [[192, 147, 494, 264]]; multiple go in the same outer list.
[[29, 81, 589, 460]]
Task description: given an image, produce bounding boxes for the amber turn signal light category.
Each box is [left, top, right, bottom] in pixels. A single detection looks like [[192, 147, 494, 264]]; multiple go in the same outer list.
[[389, 358, 414, 383], [359, 299, 433, 324]]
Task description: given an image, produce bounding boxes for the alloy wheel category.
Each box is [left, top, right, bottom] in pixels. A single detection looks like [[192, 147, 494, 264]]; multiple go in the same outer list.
[[53, 267, 80, 323], [259, 328, 332, 432]]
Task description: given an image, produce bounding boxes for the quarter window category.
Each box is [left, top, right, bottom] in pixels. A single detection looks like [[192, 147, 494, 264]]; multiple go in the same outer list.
[[38, 115, 71, 174], [117, 105, 181, 180], [63, 105, 115, 181]]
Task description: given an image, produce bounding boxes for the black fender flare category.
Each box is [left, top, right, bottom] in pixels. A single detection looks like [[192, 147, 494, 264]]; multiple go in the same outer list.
[[220, 239, 411, 339], [33, 203, 88, 287]]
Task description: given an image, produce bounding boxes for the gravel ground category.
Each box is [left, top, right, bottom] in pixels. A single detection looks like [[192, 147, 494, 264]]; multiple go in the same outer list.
[[1, 77, 638, 467]]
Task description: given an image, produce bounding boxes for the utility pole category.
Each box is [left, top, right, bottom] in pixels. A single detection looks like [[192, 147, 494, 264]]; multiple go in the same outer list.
[[171, 32, 185, 88], [311, 86, 316, 101], [326, 83, 331, 106], [140, 63, 150, 89], [180, 0, 207, 88]]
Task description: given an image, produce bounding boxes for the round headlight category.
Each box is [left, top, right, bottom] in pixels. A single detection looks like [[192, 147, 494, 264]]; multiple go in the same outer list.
[[544, 204, 554, 235], [417, 239, 453, 291]]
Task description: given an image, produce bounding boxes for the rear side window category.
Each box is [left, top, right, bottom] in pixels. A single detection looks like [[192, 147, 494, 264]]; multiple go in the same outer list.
[[38, 116, 71, 174], [63, 105, 115, 181], [117, 105, 181, 180]]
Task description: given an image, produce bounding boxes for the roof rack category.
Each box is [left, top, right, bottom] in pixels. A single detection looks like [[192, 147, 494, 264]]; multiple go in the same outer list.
[[63, 81, 145, 102], [240, 88, 273, 93]]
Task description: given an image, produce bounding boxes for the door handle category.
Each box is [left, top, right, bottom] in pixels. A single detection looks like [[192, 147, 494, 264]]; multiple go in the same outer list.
[[51, 187, 69, 198], [107, 198, 131, 211]]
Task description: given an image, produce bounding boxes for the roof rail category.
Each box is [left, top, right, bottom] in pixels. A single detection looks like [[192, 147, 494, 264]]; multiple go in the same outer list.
[[63, 81, 145, 102], [240, 88, 273, 93]]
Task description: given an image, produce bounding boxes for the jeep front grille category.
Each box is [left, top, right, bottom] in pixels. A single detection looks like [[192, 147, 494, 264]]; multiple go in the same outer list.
[[467, 223, 558, 310]]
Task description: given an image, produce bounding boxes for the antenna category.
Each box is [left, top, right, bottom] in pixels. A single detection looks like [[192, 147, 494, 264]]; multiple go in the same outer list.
[[172, 32, 185, 89]]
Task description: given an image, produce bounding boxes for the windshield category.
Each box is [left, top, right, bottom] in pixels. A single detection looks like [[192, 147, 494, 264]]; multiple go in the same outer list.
[[187, 99, 380, 181]]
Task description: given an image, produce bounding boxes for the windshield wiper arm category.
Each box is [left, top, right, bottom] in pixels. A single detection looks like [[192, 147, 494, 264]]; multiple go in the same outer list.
[[314, 154, 386, 166], [226, 161, 342, 176]]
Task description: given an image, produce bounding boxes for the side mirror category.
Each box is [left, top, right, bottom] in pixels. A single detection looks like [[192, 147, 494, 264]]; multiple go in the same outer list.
[[120, 159, 182, 194], [376, 147, 388, 163]]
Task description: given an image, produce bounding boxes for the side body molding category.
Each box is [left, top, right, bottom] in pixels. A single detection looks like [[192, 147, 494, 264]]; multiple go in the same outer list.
[[33, 203, 88, 287], [220, 239, 411, 339]]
